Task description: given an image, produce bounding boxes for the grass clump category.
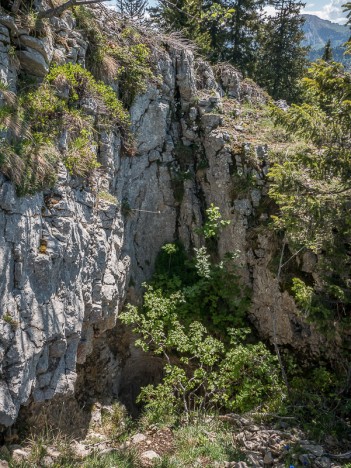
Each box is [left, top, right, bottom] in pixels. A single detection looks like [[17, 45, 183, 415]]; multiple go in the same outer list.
[[100, 402, 134, 441], [2, 313, 19, 329], [0, 61, 131, 194], [9, 430, 75, 468], [0, 140, 59, 196], [156, 421, 244, 467], [80, 450, 138, 468], [98, 190, 118, 205], [74, 6, 154, 106], [64, 130, 100, 177]]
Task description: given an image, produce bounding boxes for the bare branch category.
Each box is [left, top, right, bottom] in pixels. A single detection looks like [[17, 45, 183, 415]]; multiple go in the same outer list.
[[38, 0, 112, 19]]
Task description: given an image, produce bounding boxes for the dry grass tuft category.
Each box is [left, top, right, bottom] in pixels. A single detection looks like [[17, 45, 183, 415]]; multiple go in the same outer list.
[[0, 142, 59, 194], [93, 54, 119, 83], [0, 144, 26, 187], [0, 88, 17, 107]]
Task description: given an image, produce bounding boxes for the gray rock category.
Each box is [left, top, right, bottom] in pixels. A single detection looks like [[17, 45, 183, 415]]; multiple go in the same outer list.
[[313, 457, 331, 468], [11, 449, 30, 462], [15, 35, 53, 63], [0, 16, 18, 34], [17, 48, 49, 76], [263, 451, 274, 465], [304, 445, 324, 457], [41, 456, 54, 466], [131, 433, 147, 444], [141, 450, 161, 461], [0, 382, 17, 426]]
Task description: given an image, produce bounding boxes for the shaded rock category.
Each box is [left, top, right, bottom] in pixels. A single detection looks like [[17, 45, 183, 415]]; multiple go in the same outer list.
[[15, 35, 53, 63], [0, 446, 10, 458], [17, 48, 49, 76], [303, 445, 324, 457], [299, 454, 311, 465], [313, 456, 331, 468], [263, 451, 274, 465]]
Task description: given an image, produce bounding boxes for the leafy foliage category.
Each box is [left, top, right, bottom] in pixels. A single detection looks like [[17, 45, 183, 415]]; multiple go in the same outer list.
[[269, 60, 351, 323], [152, 241, 250, 332], [197, 203, 231, 239], [120, 287, 284, 421], [120, 204, 282, 422]]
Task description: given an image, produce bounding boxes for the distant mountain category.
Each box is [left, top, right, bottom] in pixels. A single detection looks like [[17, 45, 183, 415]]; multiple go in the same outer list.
[[302, 14, 349, 50], [302, 14, 351, 66]]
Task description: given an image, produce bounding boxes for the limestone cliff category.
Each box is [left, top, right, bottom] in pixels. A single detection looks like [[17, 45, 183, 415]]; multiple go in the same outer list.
[[0, 3, 328, 427]]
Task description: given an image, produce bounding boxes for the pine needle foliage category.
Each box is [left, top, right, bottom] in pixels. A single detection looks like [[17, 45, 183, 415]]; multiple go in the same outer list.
[[269, 60, 351, 326]]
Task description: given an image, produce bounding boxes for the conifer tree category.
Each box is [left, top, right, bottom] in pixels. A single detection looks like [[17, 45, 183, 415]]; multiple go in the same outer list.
[[148, 0, 234, 60], [322, 39, 333, 62], [226, 0, 268, 74], [269, 60, 351, 314], [255, 0, 308, 102], [117, 0, 147, 22]]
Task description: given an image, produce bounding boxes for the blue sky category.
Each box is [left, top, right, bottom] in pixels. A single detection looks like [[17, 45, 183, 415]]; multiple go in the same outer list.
[[303, 0, 347, 23]]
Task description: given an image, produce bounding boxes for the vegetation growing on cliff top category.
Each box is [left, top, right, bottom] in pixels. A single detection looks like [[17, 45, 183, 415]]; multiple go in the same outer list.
[[74, 6, 155, 105], [0, 63, 131, 194]]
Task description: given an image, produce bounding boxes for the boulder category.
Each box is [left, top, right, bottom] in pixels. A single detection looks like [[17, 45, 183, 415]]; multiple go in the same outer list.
[[17, 48, 49, 76], [141, 450, 161, 461]]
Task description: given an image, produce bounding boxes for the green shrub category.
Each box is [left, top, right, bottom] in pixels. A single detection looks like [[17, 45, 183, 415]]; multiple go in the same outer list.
[[197, 203, 230, 239], [120, 286, 284, 422], [0, 62, 132, 194], [281, 360, 351, 442], [47, 63, 130, 131], [74, 6, 154, 106], [152, 243, 250, 332]]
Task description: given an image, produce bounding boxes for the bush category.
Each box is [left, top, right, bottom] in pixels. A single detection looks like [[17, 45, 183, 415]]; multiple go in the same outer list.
[[120, 285, 284, 422], [151, 244, 250, 332], [74, 6, 154, 106]]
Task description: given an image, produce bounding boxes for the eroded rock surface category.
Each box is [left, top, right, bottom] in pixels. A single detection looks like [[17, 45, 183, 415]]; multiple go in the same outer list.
[[0, 5, 328, 427]]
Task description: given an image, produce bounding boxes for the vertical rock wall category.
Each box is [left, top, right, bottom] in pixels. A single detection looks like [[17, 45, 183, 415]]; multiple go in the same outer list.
[[0, 6, 326, 427]]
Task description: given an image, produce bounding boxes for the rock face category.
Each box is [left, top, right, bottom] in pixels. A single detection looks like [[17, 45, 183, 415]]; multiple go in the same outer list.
[[0, 5, 327, 427]]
